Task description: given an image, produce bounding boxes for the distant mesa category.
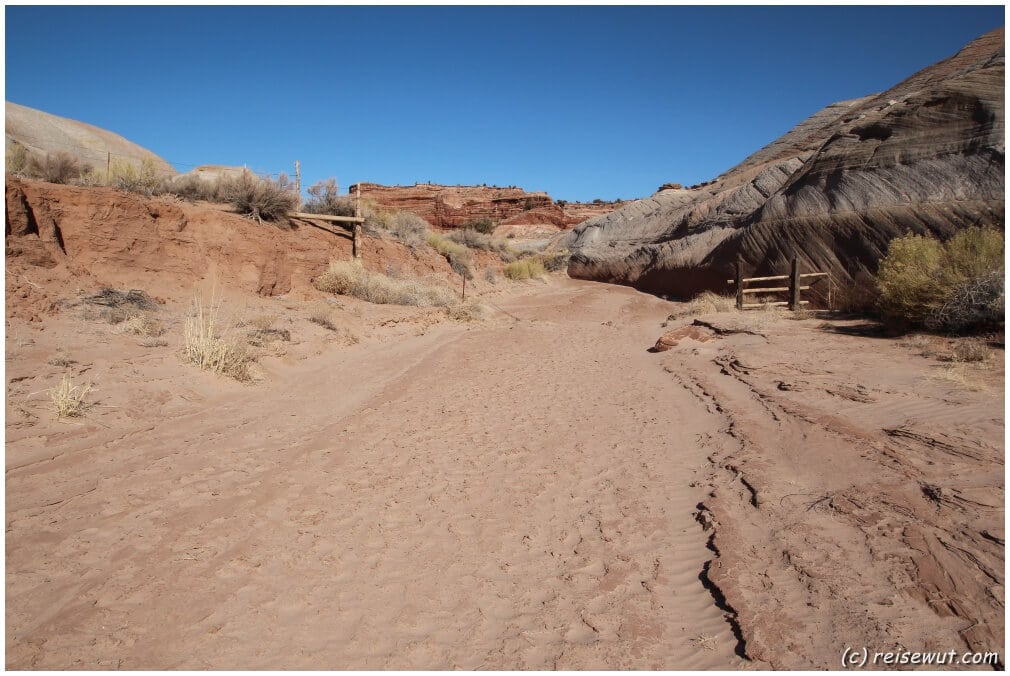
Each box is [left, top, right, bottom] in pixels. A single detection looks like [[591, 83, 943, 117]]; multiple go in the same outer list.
[[565, 28, 1006, 299], [350, 182, 629, 230], [5, 101, 175, 176]]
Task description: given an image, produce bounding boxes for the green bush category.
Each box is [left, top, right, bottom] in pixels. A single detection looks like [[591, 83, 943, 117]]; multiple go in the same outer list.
[[220, 170, 297, 223], [465, 217, 496, 234], [876, 227, 1004, 332]]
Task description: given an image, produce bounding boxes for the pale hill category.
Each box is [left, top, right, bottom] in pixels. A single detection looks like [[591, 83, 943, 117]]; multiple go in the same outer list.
[[566, 28, 1005, 300], [5, 101, 175, 176]]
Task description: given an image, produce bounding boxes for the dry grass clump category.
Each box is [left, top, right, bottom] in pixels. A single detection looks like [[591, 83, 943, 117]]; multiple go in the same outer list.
[[503, 258, 546, 280], [932, 363, 987, 392], [220, 170, 297, 223], [309, 313, 339, 331], [314, 261, 457, 307], [667, 291, 737, 320], [116, 313, 166, 337], [50, 372, 93, 418], [447, 303, 485, 322], [47, 352, 76, 368], [6, 143, 29, 177], [182, 298, 253, 381], [877, 227, 1004, 333], [951, 338, 991, 363]]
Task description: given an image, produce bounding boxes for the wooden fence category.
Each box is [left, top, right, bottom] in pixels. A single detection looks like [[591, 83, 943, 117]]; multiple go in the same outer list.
[[728, 257, 830, 310], [289, 212, 365, 260]]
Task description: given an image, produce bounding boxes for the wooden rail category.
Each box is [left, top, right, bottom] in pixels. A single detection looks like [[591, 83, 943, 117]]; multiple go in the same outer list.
[[290, 212, 365, 260], [728, 257, 831, 311]]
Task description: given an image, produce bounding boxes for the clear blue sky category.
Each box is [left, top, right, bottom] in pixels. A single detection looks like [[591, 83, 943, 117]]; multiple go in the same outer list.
[[5, 6, 1004, 202]]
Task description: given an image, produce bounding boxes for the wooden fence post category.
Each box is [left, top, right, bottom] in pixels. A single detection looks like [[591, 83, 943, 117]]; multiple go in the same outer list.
[[294, 160, 301, 210], [735, 257, 744, 310], [353, 222, 362, 260], [789, 257, 801, 310]]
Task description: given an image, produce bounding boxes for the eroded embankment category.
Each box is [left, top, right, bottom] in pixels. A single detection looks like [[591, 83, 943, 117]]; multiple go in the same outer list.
[[655, 315, 1004, 669]]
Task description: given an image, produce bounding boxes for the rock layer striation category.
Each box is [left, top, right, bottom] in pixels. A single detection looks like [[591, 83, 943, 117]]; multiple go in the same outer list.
[[566, 29, 1005, 300]]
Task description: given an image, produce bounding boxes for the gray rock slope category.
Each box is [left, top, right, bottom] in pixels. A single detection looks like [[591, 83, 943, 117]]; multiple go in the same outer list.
[[566, 28, 1004, 300], [6, 101, 175, 176]]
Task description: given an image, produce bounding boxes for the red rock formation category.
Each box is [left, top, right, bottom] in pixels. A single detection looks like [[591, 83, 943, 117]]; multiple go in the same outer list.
[[4, 178, 458, 320], [350, 182, 626, 230]]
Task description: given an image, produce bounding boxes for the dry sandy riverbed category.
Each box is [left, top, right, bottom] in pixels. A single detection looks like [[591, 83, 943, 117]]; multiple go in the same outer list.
[[6, 276, 1004, 669]]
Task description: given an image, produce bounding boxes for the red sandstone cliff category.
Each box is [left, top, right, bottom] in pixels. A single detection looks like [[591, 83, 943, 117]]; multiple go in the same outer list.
[[350, 182, 626, 230]]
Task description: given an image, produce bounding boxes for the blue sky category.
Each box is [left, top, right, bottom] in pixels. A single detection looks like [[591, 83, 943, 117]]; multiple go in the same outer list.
[[5, 6, 1004, 202]]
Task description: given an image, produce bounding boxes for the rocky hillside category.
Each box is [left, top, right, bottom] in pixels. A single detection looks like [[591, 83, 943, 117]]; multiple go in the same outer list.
[[6, 101, 176, 176], [350, 182, 627, 230], [565, 28, 1005, 299]]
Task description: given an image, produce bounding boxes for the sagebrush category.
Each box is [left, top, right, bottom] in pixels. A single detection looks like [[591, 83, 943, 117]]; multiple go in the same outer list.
[[876, 227, 1004, 332], [220, 170, 297, 223]]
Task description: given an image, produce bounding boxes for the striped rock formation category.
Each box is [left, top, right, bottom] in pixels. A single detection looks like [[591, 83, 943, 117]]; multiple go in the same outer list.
[[566, 28, 1005, 300]]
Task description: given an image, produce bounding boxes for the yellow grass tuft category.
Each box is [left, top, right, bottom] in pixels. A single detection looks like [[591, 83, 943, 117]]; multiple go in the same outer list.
[[50, 372, 92, 418], [314, 261, 458, 307], [183, 297, 253, 381], [503, 258, 546, 280], [667, 291, 737, 320], [116, 313, 166, 337]]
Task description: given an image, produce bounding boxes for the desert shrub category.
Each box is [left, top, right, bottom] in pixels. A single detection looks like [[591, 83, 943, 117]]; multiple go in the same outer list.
[[465, 217, 496, 234], [160, 174, 223, 202], [541, 250, 570, 272], [50, 372, 92, 418], [667, 291, 737, 320], [303, 178, 357, 216], [314, 261, 457, 307], [29, 152, 84, 184], [447, 302, 485, 322], [445, 228, 511, 255], [309, 313, 338, 331], [926, 271, 1004, 333], [504, 258, 546, 281], [6, 143, 29, 176], [391, 211, 429, 247], [428, 233, 475, 278], [220, 170, 297, 223], [109, 157, 162, 194], [183, 298, 253, 381], [877, 228, 1004, 332], [952, 337, 991, 363], [116, 313, 166, 337]]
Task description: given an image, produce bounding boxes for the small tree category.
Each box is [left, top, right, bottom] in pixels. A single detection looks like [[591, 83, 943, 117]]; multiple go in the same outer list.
[[303, 178, 356, 216]]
